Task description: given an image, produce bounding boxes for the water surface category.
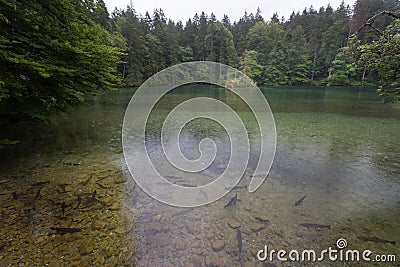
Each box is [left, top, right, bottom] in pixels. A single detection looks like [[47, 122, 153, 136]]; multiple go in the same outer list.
[[0, 86, 399, 266]]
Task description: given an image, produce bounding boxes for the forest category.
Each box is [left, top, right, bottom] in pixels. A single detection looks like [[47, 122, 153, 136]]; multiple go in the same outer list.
[[0, 0, 399, 122]]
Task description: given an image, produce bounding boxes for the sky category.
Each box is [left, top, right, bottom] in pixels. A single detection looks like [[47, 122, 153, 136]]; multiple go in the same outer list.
[[103, 0, 356, 22]]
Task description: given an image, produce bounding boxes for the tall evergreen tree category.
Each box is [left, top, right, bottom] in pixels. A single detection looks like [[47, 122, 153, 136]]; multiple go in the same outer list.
[[328, 44, 359, 86], [196, 12, 209, 60], [285, 26, 311, 85], [322, 3, 351, 78], [205, 21, 238, 65], [231, 10, 259, 57], [114, 5, 146, 84]]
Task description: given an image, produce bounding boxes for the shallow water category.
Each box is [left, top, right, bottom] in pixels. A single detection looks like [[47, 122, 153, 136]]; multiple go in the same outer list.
[[0, 86, 399, 266]]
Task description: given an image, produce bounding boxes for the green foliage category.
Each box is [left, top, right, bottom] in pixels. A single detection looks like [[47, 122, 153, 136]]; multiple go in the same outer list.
[[231, 11, 260, 57], [246, 22, 311, 85], [1, 0, 399, 126], [239, 50, 263, 82], [320, 4, 352, 79], [0, 138, 20, 148], [247, 22, 283, 62], [0, 0, 125, 122], [177, 46, 194, 63], [247, 22, 285, 84], [285, 26, 312, 85], [351, 0, 399, 44], [144, 33, 163, 75], [205, 21, 238, 65], [360, 20, 400, 102], [113, 6, 146, 84], [262, 50, 288, 85], [328, 46, 358, 86]]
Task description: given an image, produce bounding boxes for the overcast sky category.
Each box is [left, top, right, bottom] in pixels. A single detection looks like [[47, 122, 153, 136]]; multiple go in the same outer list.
[[103, 0, 356, 22]]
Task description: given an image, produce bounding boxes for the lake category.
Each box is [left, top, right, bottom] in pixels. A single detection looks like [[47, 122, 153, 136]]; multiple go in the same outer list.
[[0, 86, 399, 266]]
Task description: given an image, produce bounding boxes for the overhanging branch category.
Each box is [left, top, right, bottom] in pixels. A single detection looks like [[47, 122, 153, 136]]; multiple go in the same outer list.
[[349, 11, 400, 39]]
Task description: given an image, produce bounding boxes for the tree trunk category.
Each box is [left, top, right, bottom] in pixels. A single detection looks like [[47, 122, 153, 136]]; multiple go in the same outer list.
[[361, 65, 367, 86]]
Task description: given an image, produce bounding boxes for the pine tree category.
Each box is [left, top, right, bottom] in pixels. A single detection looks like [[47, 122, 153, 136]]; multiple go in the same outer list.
[[285, 26, 311, 85], [328, 45, 358, 86], [321, 3, 351, 78], [196, 12, 209, 60], [231, 10, 259, 57], [114, 5, 147, 84], [205, 21, 238, 66]]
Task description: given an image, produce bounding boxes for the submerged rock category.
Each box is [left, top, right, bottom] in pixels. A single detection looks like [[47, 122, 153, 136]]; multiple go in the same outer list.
[[95, 255, 105, 265], [206, 255, 225, 267], [101, 196, 115, 206], [104, 246, 119, 257], [92, 220, 107, 230], [227, 218, 241, 229], [175, 240, 186, 250], [109, 202, 120, 211], [212, 240, 225, 251], [79, 240, 94, 255]]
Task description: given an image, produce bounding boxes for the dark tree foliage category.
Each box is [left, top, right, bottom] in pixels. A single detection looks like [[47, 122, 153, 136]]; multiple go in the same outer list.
[[350, 0, 399, 43], [1, 0, 399, 124], [113, 9, 238, 85], [358, 16, 400, 102], [231, 11, 258, 57], [0, 0, 125, 122], [85, 0, 400, 92]]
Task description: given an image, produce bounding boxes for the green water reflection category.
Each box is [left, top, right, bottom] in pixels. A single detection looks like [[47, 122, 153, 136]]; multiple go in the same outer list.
[[0, 86, 399, 266]]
